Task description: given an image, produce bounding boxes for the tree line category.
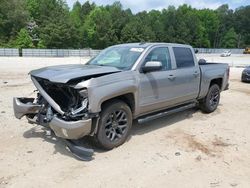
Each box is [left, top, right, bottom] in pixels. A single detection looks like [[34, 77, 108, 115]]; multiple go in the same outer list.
[[0, 0, 249, 49]]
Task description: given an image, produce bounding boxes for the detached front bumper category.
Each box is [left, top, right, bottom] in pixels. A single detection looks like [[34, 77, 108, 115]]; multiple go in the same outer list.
[[13, 98, 41, 119], [13, 97, 92, 139]]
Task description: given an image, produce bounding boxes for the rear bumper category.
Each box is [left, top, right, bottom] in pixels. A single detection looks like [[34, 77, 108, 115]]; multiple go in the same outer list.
[[13, 97, 92, 139]]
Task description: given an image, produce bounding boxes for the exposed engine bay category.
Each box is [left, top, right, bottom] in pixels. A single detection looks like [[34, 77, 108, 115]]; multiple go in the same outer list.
[[33, 77, 89, 123]]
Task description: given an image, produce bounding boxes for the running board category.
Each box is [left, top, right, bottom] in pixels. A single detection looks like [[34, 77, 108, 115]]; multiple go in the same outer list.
[[138, 103, 197, 124]]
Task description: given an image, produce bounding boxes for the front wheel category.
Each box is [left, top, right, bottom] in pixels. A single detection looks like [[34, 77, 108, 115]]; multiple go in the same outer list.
[[199, 84, 220, 113], [95, 100, 132, 150]]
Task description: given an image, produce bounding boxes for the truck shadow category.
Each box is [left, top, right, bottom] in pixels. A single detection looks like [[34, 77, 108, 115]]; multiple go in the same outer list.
[[95, 107, 200, 154], [22, 107, 199, 159], [23, 126, 80, 159], [130, 108, 198, 138]]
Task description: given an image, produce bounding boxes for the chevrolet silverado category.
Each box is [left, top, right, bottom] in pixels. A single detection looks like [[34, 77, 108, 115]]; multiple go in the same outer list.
[[13, 43, 229, 159]]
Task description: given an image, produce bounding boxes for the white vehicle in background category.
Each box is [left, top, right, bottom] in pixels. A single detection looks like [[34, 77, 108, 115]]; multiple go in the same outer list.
[[221, 50, 231, 57]]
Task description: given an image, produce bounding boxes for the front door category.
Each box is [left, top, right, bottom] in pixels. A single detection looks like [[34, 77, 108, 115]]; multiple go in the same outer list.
[[138, 47, 177, 114]]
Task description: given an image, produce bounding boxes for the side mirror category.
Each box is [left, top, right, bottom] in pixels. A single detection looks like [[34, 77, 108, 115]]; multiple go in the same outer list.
[[195, 49, 199, 54], [198, 59, 206, 64], [142, 61, 162, 73]]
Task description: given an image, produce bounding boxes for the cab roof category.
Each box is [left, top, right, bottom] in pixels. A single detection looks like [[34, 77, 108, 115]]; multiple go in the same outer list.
[[113, 42, 192, 49]]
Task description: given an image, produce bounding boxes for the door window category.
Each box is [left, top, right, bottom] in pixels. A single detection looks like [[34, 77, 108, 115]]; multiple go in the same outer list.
[[144, 47, 172, 70], [173, 47, 195, 68]]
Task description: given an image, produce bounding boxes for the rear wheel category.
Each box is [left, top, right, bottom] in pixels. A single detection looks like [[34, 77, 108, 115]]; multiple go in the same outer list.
[[95, 100, 132, 150], [199, 84, 220, 113]]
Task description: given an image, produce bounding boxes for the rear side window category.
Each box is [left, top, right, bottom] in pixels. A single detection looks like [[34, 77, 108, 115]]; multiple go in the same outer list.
[[173, 47, 194, 68]]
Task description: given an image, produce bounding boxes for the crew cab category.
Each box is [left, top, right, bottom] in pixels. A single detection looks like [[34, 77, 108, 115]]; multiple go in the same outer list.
[[13, 43, 229, 159]]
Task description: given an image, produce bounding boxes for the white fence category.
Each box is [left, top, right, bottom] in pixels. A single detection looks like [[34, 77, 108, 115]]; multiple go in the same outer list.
[[196, 48, 244, 54], [0, 48, 246, 57], [22, 49, 101, 57], [0, 48, 19, 56]]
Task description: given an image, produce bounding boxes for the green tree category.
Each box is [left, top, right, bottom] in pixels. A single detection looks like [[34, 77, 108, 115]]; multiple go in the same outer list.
[[26, 0, 40, 19], [0, 0, 250, 49], [83, 7, 116, 48], [214, 4, 234, 47], [0, 0, 29, 45], [161, 5, 208, 47], [121, 19, 141, 42], [15, 28, 34, 49], [221, 28, 238, 48], [106, 2, 132, 43], [28, 0, 80, 48], [41, 18, 79, 48], [234, 6, 250, 47], [148, 10, 165, 42], [197, 9, 220, 47], [37, 40, 46, 48], [81, 1, 96, 19], [70, 1, 82, 28]]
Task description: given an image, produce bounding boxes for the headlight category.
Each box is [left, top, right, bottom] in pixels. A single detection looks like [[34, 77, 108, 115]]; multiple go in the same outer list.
[[71, 98, 88, 115]]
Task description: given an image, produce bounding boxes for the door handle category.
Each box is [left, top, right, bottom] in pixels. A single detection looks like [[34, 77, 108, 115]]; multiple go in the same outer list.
[[168, 75, 176, 80]]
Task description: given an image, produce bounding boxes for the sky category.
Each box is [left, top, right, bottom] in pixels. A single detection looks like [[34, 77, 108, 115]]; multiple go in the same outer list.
[[66, 0, 249, 13]]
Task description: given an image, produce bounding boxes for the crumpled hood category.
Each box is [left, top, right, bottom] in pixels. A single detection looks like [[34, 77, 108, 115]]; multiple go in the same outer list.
[[29, 64, 121, 83]]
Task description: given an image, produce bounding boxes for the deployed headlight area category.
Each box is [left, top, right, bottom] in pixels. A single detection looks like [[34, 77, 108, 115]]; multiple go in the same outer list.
[[31, 77, 90, 121], [69, 89, 89, 119], [69, 98, 88, 118]]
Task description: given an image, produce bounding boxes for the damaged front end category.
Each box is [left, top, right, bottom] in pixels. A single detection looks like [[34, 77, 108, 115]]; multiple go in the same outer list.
[[13, 76, 94, 160]]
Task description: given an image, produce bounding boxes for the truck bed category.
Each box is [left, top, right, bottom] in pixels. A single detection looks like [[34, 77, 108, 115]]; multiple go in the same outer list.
[[198, 62, 229, 99]]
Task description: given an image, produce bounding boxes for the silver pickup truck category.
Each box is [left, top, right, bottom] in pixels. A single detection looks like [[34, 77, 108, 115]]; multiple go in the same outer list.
[[14, 43, 229, 159]]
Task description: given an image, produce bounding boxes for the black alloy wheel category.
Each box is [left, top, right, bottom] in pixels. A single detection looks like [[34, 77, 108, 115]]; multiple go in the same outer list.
[[95, 100, 132, 150]]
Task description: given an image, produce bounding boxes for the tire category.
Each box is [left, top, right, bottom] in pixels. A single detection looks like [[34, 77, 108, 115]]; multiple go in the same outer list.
[[95, 100, 132, 150], [199, 84, 220, 113]]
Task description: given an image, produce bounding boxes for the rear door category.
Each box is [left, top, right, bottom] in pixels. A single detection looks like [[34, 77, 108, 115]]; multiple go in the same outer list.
[[169, 47, 200, 103]]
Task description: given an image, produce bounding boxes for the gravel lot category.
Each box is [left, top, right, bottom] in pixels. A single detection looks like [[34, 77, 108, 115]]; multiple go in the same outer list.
[[0, 56, 250, 188]]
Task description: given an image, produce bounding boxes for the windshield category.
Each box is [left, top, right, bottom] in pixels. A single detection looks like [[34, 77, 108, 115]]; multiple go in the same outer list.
[[87, 46, 145, 70]]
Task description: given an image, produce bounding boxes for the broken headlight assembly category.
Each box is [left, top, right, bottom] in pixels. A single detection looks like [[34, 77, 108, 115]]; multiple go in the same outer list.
[[68, 89, 89, 119], [70, 98, 88, 116]]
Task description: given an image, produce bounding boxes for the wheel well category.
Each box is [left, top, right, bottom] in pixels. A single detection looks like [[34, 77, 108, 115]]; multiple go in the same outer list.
[[210, 78, 223, 90], [101, 93, 135, 113]]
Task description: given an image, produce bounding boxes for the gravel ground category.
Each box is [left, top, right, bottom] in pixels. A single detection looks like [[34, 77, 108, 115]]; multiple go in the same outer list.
[[0, 56, 250, 188]]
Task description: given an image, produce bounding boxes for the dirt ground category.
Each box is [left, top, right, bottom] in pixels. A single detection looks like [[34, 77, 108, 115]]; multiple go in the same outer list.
[[0, 57, 250, 188]]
